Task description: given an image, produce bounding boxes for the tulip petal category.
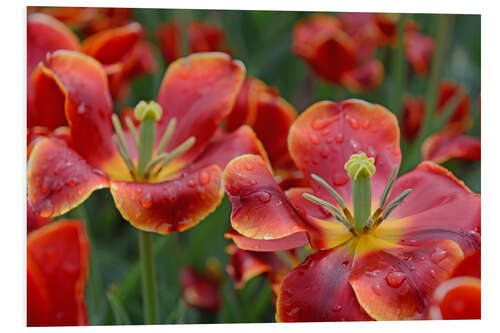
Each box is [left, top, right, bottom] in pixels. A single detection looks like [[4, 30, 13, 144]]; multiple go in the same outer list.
[[430, 276, 481, 320], [180, 267, 221, 312], [452, 250, 481, 278], [437, 80, 472, 132], [177, 125, 269, 176], [27, 220, 89, 326], [27, 202, 51, 234], [276, 245, 372, 322], [288, 100, 401, 203], [156, 53, 245, 170], [110, 165, 223, 234], [222, 154, 306, 240], [404, 30, 434, 75], [349, 239, 464, 320], [27, 138, 109, 219], [402, 95, 425, 141], [226, 244, 275, 289], [225, 228, 308, 252], [27, 13, 80, 76], [381, 162, 480, 255], [422, 133, 481, 163], [31, 50, 130, 179]]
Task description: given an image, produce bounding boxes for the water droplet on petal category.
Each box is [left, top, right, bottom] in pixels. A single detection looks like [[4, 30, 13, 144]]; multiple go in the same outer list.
[[244, 164, 254, 171], [430, 249, 448, 264], [77, 103, 86, 115], [320, 149, 329, 159], [65, 178, 80, 187], [372, 284, 382, 296], [257, 191, 271, 203], [362, 120, 370, 129], [332, 305, 343, 312], [333, 175, 348, 186], [312, 117, 333, 130], [385, 271, 406, 287], [188, 179, 196, 188], [140, 193, 153, 208], [335, 133, 344, 143], [38, 201, 54, 218], [199, 170, 211, 185], [429, 269, 437, 279], [349, 117, 359, 129], [308, 132, 320, 145]]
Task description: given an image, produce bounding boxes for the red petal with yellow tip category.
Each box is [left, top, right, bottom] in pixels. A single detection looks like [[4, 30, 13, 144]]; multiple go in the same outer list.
[[422, 133, 480, 163], [110, 165, 223, 234], [31, 51, 126, 178], [225, 228, 308, 252], [349, 239, 464, 321], [180, 125, 269, 175], [27, 203, 51, 234], [288, 100, 401, 203], [341, 60, 384, 93], [27, 220, 89, 326], [156, 53, 245, 167], [27, 138, 109, 219], [430, 276, 481, 320], [222, 154, 306, 240], [226, 244, 274, 288], [180, 267, 221, 312], [404, 29, 434, 75], [276, 245, 372, 322], [285, 187, 352, 250]]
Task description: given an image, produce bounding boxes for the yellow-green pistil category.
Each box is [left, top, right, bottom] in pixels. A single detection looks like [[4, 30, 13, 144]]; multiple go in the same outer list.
[[112, 100, 195, 181], [303, 152, 412, 235]]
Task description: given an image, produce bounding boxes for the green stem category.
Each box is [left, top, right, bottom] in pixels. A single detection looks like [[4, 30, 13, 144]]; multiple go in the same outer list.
[[139, 230, 158, 324], [419, 14, 454, 141], [352, 172, 372, 232], [137, 116, 156, 179], [389, 13, 407, 119]]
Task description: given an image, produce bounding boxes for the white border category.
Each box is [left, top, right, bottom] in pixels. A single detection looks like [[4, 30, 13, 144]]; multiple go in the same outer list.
[[3, 0, 498, 332]]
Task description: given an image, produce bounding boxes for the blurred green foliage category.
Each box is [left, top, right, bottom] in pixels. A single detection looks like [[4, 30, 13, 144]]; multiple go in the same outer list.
[[61, 8, 480, 325]]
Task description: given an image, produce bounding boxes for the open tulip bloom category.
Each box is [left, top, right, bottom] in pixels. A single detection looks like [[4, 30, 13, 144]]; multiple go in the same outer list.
[[27, 50, 271, 323], [222, 99, 480, 321]]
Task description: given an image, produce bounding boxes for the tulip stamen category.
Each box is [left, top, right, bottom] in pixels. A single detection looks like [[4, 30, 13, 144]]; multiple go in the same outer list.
[[112, 101, 195, 181]]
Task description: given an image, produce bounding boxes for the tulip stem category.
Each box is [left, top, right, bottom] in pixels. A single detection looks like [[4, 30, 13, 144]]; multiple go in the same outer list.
[[139, 230, 158, 325]]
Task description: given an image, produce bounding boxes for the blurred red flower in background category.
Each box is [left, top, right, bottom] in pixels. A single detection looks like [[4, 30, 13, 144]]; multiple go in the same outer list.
[[180, 266, 222, 312]]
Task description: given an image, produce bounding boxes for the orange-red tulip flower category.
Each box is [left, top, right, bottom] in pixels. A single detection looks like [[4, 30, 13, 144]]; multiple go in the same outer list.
[[180, 266, 222, 312], [292, 15, 384, 92], [27, 220, 89, 326], [222, 99, 480, 321], [27, 51, 267, 235]]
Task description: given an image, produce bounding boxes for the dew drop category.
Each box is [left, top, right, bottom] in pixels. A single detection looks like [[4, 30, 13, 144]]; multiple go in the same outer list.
[[140, 193, 153, 208], [244, 164, 254, 171], [349, 117, 359, 129], [362, 120, 370, 129], [92, 168, 106, 177], [38, 201, 54, 218], [372, 284, 382, 296], [65, 178, 80, 187], [430, 249, 448, 264], [429, 269, 437, 279], [321, 129, 330, 136], [385, 271, 406, 287], [332, 305, 343, 312], [287, 307, 300, 318], [188, 179, 196, 188], [312, 117, 333, 130], [308, 132, 320, 145], [257, 191, 271, 203], [199, 170, 211, 185], [335, 133, 344, 143], [248, 179, 257, 186], [77, 103, 86, 115], [320, 149, 329, 159]]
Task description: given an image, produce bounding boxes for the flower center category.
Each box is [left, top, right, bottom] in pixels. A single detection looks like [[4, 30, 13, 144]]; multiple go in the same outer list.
[[303, 152, 412, 236], [112, 100, 195, 182]]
